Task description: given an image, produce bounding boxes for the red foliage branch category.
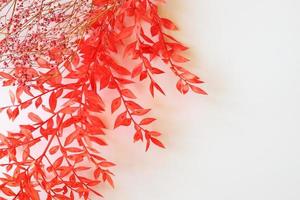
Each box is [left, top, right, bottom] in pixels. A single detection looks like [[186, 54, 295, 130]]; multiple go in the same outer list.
[[0, 0, 206, 199]]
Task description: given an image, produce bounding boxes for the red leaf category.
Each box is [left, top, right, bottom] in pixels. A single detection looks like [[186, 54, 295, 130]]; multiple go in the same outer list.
[[6, 108, 12, 120], [28, 112, 42, 123], [1, 186, 16, 196], [53, 157, 64, 168], [110, 61, 131, 75], [140, 71, 148, 81], [150, 67, 164, 75], [99, 161, 116, 167], [60, 107, 78, 114], [132, 64, 143, 78], [154, 82, 165, 95], [116, 26, 134, 40], [65, 147, 83, 152], [151, 24, 159, 36], [121, 89, 136, 99], [140, 118, 156, 125], [176, 80, 189, 94], [131, 109, 151, 116], [141, 28, 154, 43], [21, 100, 32, 110], [92, 0, 109, 6], [11, 108, 19, 121], [124, 41, 137, 57], [134, 130, 143, 142], [49, 92, 57, 112], [167, 42, 189, 51], [190, 85, 207, 95], [125, 101, 142, 111], [75, 166, 91, 172], [150, 82, 165, 96], [111, 97, 121, 113], [171, 54, 189, 63], [88, 115, 105, 128], [49, 145, 59, 155], [114, 111, 128, 128], [0, 72, 14, 80], [151, 137, 165, 148], [145, 139, 151, 152], [30, 189, 40, 200], [89, 136, 107, 146], [36, 57, 50, 68], [62, 117, 78, 129], [16, 87, 23, 103], [115, 77, 134, 84], [64, 129, 80, 146], [149, 131, 162, 137], [103, 173, 114, 188], [161, 18, 177, 30], [35, 97, 42, 108]]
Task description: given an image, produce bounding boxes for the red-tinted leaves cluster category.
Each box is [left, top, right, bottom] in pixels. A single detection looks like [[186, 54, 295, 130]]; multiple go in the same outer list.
[[0, 0, 206, 199]]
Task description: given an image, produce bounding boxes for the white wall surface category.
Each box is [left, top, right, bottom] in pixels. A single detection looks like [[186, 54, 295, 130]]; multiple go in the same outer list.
[[1, 0, 300, 200]]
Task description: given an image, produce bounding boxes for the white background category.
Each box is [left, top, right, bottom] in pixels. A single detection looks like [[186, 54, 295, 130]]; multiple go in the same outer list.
[[1, 0, 300, 199], [101, 0, 300, 199]]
